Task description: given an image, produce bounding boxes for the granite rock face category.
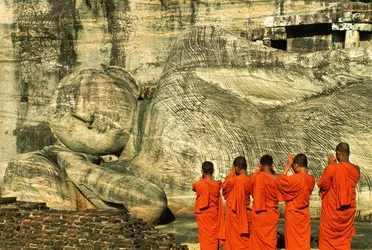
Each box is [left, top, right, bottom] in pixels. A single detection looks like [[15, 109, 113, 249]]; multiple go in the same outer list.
[[2, 145, 169, 224], [130, 25, 372, 214], [58, 150, 168, 223], [2, 150, 84, 211], [2, 67, 168, 224], [1, 0, 372, 220], [49, 68, 139, 156], [3, 24, 372, 218]]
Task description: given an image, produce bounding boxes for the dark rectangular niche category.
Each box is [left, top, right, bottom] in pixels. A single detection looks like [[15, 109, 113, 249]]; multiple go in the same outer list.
[[271, 39, 287, 50], [332, 30, 345, 49], [360, 31, 372, 42], [286, 23, 333, 52], [286, 23, 333, 38], [332, 30, 346, 43]]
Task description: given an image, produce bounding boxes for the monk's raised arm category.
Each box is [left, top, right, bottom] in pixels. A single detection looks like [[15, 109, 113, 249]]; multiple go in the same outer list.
[[317, 164, 333, 194]]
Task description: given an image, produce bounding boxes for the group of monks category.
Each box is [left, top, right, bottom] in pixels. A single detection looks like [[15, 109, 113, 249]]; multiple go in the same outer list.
[[192, 142, 360, 250]]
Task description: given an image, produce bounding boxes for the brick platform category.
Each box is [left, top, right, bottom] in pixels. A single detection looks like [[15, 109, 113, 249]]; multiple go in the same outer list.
[[0, 197, 188, 250]]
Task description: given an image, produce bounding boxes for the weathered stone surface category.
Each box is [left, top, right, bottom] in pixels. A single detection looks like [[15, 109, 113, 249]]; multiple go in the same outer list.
[[6, 24, 372, 218], [1, 0, 349, 179], [129, 25, 372, 215], [264, 12, 334, 28], [57, 150, 168, 224], [14, 122, 55, 154], [345, 30, 361, 49], [100, 154, 119, 163], [2, 150, 84, 211], [1, 0, 372, 222], [2, 64, 169, 224], [259, 3, 372, 52], [264, 3, 372, 28], [287, 32, 333, 52], [2, 146, 168, 224], [333, 23, 372, 32], [49, 69, 139, 156]]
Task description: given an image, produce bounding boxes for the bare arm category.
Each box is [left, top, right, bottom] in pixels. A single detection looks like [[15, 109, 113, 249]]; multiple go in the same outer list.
[[282, 154, 294, 176], [317, 154, 335, 194], [328, 153, 336, 165]]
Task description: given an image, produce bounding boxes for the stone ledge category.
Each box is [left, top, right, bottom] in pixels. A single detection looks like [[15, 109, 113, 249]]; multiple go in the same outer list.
[[264, 3, 372, 28]]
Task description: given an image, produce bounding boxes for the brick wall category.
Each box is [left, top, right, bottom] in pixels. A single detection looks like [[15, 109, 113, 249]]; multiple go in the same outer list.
[[0, 197, 188, 250]]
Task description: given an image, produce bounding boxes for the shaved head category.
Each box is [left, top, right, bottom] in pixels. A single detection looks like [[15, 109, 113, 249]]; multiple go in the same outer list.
[[260, 154, 273, 167], [202, 161, 214, 174], [336, 142, 350, 155], [293, 154, 308, 168], [233, 156, 247, 170]]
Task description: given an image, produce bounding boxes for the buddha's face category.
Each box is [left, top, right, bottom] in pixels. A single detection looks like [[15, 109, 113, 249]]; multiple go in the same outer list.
[[49, 69, 138, 156]]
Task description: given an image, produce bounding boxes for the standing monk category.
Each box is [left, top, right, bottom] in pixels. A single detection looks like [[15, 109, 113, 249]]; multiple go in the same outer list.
[[317, 142, 360, 250], [251, 154, 279, 250], [277, 154, 315, 250], [222, 156, 251, 250], [192, 161, 225, 250]]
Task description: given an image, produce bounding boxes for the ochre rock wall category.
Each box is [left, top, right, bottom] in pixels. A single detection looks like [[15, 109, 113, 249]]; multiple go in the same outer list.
[[129, 25, 372, 215], [0, 0, 346, 178], [1, 0, 372, 219]]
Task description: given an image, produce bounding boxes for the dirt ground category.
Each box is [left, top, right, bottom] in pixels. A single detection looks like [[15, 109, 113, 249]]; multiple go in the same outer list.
[[156, 216, 372, 250]]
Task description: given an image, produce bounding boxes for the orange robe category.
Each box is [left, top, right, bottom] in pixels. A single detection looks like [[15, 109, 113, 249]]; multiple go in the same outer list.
[[222, 171, 251, 250], [192, 178, 224, 250], [277, 172, 315, 250], [251, 171, 279, 250], [317, 162, 360, 250]]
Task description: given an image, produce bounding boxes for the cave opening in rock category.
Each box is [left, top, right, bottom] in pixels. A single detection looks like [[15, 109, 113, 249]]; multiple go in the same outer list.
[[270, 39, 287, 50], [332, 30, 346, 49], [286, 23, 332, 38], [360, 31, 372, 42], [286, 23, 332, 52]]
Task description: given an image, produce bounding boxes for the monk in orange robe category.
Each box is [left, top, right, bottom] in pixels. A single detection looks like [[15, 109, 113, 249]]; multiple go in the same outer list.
[[277, 153, 315, 250], [222, 156, 251, 250], [317, 142, 360, 250], [251, 154, 279, 250], [192, 161, 224, 250]]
